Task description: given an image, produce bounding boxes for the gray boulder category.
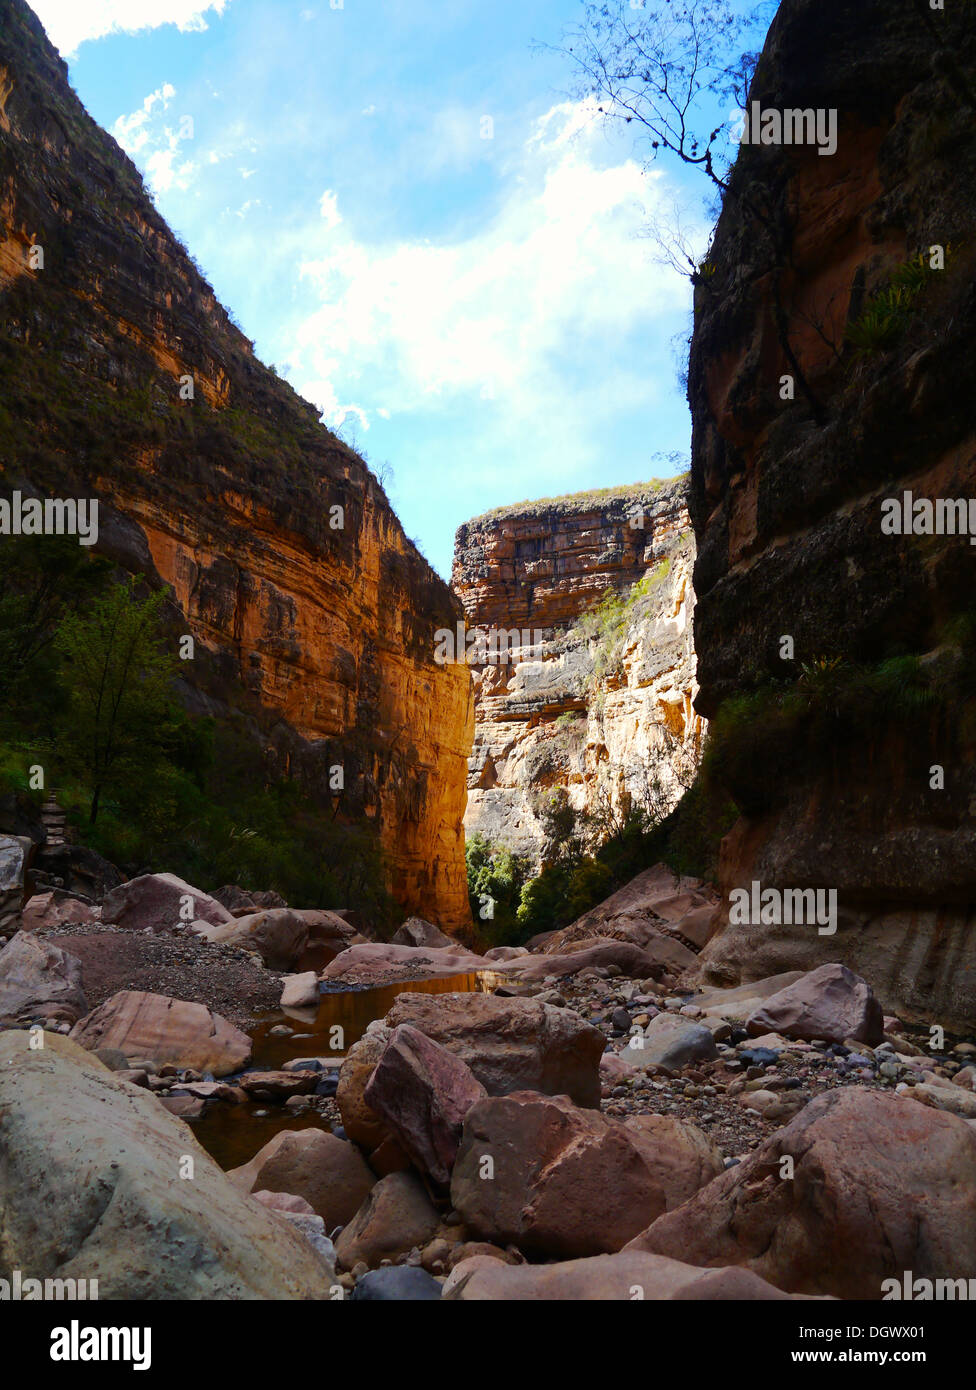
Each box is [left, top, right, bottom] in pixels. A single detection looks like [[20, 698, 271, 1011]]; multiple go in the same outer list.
[[0, 931, 88, 1025]]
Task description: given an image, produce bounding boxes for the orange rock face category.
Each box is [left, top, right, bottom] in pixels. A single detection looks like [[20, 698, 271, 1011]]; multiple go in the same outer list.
[[0, 2, 472, 928]]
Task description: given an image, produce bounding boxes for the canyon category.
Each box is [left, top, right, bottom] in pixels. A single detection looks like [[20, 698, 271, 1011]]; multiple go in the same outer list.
[[0, 0, 472, 928], [0, 0, 974, 1319], [452, 478, 703, 865]]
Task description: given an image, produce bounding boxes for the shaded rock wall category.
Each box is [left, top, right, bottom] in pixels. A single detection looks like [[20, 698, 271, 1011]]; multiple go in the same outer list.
[[0, 0, 472, 927], [687, 0, 976, 1024]]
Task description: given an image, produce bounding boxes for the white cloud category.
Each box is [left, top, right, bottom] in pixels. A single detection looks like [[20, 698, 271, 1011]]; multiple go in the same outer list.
[[526, 96, 603, 152], [112, 86, 196, 194], [285, 101, 699, 432], [111, 82, 175, 155], [28, 1, 233, 56], [319, 190, 342, 231], [227, 198, 263, 219]]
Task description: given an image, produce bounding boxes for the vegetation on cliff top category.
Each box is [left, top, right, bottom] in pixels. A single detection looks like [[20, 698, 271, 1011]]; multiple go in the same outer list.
[[461, 472, 688, 526]]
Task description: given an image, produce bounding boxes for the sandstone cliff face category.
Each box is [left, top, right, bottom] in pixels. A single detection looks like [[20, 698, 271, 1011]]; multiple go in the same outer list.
[[453, 479, 702, 863], [0, 0, 472, 927], [687, 0, 976, 1024]]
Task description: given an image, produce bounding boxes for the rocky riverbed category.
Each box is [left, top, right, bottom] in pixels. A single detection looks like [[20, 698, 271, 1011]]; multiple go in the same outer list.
[[2, 854, 975, 1301]]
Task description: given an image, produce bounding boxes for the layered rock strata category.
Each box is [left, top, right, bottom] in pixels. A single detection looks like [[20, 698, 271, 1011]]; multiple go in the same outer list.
[[453, 478, 702, 862], [686, 0, 976, 1024], [0, 0, 472, 926]]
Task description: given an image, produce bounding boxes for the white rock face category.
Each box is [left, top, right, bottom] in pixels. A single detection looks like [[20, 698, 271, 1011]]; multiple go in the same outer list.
[[453, 480, 702, 864]]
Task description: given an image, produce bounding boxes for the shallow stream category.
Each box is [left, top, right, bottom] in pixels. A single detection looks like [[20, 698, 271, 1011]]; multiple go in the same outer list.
[[192, 970, 501, 1170]]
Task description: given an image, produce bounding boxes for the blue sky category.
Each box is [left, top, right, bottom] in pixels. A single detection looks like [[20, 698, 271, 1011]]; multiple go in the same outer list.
[[28, 0, 739, 577]]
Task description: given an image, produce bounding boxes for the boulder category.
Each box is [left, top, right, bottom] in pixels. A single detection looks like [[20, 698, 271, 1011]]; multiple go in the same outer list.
[[369, 1133, 413, 1176], [0, 931, 88, 1025], [251, 1190, 316, 1214], [337, 1026, 392, 1149], [321, 941, 488, 987], [600, 1052, 635, 1083], [450, 1091, 722, 1258], [737, 1088, 809, 1123], [212, 885, 288, 915], [629, 1087, 976, 1299], [334, 1171, 442, 1270], [350, 1267, 443, 1300], [280, 971, 319, 1009], [443, 1250, 816, 1301], [0, 1032, 337, 1297], [587, 922, 700, 972], [746, 963, 884, 1045], [510, 939, 679, 982], [338, 992, 604, 1154], [524, 930, 557, 951], [229, 1128, 375, 1227], [693, 971, 807, 1023], [193, 908, 308, 971], [552, 864, 708, 939], [385, 992, 604, 1106], [621, 1113, 726, 1206], [619, 1013, 718, 1072], [30, 843, 123, 902], [19, 890, 98, 933], [391, 916, 454, 949], [70, 989, 251, 1077], [903, 1082, 976, 1120], [363, 1024, 487, 1185], [101, 873, 232, 934], [0, 834, 32, 936], [670, 904, 721, 950], [295, 909, 367, 972], [483, 946, 528, 962], [237, 1070, 320, 1099]]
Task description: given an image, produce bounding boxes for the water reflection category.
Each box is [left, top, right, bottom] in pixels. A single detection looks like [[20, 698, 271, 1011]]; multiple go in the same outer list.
[[192, 970, 502, 1170], [251, 970, 503, 1069]]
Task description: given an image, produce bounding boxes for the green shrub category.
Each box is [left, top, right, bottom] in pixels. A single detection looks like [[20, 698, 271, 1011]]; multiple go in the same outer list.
[[465, 833, 531, 946], [846, 250, 953, 356]]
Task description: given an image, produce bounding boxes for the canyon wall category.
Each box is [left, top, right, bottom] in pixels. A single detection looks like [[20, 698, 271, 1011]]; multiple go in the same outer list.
[[453, 478, 702, 863], [687, 0, 976, 1024], [0, 0, 472, 927]]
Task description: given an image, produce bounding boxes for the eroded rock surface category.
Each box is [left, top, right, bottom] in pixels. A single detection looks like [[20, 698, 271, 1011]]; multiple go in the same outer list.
[[453, 479, 701, 863], [70, 989, 252, 1076], [0, 1032, 337, 1298]]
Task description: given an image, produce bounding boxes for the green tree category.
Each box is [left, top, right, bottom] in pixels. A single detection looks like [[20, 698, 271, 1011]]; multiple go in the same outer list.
[[0, 534, 111, 712], [55, 579, 179, 823], [466, 833, 530, 944]]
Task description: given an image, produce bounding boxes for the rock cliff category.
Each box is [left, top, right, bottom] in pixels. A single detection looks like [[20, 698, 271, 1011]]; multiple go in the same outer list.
[[453, 479, 702, 863], [687, 0, 976, 1024], [0, 0, 472, 927]]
